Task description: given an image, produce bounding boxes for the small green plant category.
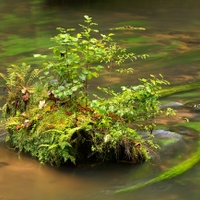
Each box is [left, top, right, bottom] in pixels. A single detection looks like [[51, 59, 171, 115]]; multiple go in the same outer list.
[[38, 15, 145, 105], [1, 15, 174, 166]]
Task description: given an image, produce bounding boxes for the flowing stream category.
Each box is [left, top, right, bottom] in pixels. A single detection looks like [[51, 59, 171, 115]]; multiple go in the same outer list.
[[1, 0, 200, 199]]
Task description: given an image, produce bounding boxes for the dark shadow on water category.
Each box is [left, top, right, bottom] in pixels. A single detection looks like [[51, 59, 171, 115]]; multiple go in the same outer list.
[[43, 0, 200, 12], [0, 161, 9, 168]]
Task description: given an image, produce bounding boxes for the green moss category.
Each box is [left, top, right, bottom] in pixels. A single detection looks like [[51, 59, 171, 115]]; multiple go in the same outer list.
[[158, 82, 200, 97], [36, 108, 75, 134], [175, 122, 200, 132]]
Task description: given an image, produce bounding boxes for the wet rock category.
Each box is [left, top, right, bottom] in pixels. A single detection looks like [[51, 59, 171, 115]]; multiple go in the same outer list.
[[149, 130, 187, 159], [152, 130, 182, 140], [141, 129, 182, 141], [184, 100, 200, 110], [170, 126, 199, 138], [160, 102, 183, 109], [141, 129, 184, 155]]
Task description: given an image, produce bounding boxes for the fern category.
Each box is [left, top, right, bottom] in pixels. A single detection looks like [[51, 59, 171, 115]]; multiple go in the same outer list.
[[0, 63, 43, 117], [0, 63, 43, 93]]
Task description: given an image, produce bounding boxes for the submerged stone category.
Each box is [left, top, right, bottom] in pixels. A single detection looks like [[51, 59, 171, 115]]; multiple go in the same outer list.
[[170, 125, 199, 138], [152, 130, 182, 139], [184, 100, 200, 110], [160, 102, 183, 109], [145, 130, 187, 159]]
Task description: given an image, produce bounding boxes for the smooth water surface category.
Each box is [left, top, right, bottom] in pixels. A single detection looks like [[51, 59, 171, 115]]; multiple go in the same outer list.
[[1, 0, 200, 199], [0, 136, 199, 200]]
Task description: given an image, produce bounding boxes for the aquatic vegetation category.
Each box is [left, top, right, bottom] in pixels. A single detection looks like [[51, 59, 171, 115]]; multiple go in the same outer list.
[[158, 82, 200, 97], [115, 144, 200, 193], [0, 15, 174, 166], [175, 122, 200, 132]]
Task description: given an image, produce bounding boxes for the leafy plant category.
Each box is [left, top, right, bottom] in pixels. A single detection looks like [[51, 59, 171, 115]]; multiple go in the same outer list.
[[38, 15, 145, 105]]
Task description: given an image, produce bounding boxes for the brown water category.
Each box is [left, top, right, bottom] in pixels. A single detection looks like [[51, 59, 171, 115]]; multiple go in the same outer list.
[[1, 0, 200, 199]]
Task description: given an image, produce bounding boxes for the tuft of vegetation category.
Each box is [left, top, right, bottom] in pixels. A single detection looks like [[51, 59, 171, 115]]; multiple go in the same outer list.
[[0, 63, 43, 117], [0, 15, 174, 166]]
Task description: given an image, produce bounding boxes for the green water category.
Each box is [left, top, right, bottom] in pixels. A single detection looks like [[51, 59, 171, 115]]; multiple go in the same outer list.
[[1, 0, 200, 199]]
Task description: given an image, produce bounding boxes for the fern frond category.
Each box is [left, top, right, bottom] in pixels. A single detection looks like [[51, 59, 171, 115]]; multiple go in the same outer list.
[[8, 72, 18, 86], [17, 63, 31, 84], [0, 63, 42, 117], [27, 68, 43, 86], [10, 64, 29, 87], [0, 72, 7, 82]]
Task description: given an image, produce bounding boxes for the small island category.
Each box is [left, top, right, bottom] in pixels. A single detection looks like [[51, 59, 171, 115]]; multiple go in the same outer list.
[[0, 16, 173, 166]]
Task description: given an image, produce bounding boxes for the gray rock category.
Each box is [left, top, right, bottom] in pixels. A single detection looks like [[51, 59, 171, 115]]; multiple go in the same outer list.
[[160, 102, 183, 109], [152, 130, 182, 140]]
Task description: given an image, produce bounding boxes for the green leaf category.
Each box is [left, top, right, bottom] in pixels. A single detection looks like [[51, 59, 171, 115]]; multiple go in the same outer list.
[[71, 86, 79, 92], [60, 141, 71, 149], [48, 144, 58, 150], [58, 85, 65, 91], [44, 71, 49, 75], [99, 106, 106, 114], [82, 69, 89, 75], [140, 78, 147, 83], [33, 54, 47, 58], [77, 33, 82, 38], [150, 79, 156, 85], [79, 74, 86, 81], [84, 15, 91, 21], [93, 29, 99, 33], [108, 33, 114, 37]]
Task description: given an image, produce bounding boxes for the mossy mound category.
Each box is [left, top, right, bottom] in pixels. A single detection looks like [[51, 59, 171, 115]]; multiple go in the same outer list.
[[5, 99, 153, 166]]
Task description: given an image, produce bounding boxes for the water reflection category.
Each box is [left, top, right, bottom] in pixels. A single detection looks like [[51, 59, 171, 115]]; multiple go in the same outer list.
[[0, 142, 139, 200], [0, 143, 91, 199], [1, 0, 200, 87]]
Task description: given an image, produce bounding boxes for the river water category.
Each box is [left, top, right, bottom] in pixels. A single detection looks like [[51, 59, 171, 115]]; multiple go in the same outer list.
[[1, 0, 200, 199]]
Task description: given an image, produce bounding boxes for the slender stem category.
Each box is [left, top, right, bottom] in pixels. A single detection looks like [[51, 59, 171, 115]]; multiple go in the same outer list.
[[85, 62, 89, 107]]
